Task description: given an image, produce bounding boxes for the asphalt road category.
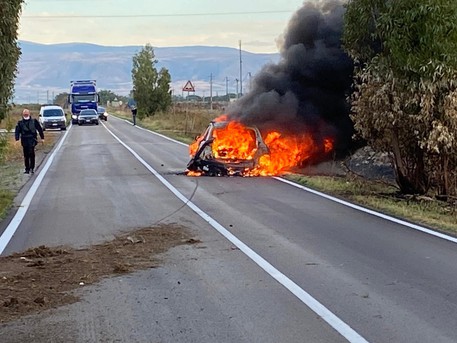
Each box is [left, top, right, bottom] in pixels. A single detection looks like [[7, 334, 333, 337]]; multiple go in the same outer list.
[[1, 116, 457, 342]]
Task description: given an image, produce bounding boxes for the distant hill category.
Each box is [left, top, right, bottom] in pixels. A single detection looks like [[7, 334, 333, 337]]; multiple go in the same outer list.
[[14, 41, 279, 104]]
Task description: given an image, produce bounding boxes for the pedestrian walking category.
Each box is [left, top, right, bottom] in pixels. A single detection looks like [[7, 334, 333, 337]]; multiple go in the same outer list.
[[131, 106, 137, 126], [15, 109, 45, 174]]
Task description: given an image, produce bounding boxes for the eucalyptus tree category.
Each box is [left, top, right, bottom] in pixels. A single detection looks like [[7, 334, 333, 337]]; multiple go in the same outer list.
[[0, 0, 23, 120], [344, 0, 457, 196]]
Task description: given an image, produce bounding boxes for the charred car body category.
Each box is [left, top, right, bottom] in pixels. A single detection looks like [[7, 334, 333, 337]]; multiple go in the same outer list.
[[186, 121, 269, 176]]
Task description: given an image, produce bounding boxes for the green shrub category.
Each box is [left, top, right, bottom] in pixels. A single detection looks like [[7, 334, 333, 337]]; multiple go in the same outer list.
[[0, 133, 8, 163]]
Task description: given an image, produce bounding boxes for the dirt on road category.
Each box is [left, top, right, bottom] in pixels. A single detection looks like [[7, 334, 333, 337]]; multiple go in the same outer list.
[[0, 223, 198, 323]]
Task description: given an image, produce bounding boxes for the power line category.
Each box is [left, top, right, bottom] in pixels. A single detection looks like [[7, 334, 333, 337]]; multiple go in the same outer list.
[[22, 10, 293, 19]]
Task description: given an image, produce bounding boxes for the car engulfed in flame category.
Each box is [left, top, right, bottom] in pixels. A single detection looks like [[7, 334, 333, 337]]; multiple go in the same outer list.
[[186, 121, 270, 176], [186, 115, 335, 177]]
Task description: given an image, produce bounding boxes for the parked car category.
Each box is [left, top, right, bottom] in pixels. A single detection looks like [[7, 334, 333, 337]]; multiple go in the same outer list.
[[39, 105, 67, 131], [77, 109, 99, 126], [186, 120, 270, 176], [97, 106, 108, 121]]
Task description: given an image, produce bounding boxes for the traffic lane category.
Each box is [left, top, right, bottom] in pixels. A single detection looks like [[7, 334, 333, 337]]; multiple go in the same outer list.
[[1, 224, 347, 343], [2, 124, 192, 255], [95, 118, 457, 341], [104, 118, 457, 341], [104, 116, 189, 174], [167, 175, 457, 343], [3, 120, 351, 341]]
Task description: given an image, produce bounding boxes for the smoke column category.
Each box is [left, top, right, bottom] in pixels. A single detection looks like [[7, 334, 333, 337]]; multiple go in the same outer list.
[[227, 0, 354, 157]]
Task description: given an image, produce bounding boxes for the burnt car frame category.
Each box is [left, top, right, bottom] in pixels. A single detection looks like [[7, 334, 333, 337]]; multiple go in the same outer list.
[[186, 121, 270, 176], [77, 109, 99, 126]]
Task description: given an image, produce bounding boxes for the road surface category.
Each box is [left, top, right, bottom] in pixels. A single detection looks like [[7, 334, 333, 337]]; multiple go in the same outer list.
[[1, 116, 457, 343]]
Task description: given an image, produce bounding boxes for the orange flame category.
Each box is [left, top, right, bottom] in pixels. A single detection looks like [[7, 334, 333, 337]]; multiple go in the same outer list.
[[212, 121, 257, 160], [251, 131, 324, 176], [188, 116, 334, 176]]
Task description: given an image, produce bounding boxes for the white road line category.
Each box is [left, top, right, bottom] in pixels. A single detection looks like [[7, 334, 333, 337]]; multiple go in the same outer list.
[[114, 115, 457, 245], [0, 127, 71, 254], [275, 177, 457, 244], [104, 124, 369, 343]]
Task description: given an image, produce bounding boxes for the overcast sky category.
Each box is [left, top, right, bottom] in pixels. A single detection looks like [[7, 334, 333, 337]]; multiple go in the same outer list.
[[19, 0, 308, 53]]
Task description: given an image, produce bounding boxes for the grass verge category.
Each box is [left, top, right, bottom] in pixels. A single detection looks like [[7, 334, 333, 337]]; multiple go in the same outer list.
[[286, 174, 457, 234], [0, 129, 61, 221]]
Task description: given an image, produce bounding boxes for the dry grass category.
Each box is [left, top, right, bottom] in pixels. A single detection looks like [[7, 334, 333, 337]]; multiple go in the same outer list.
[[111, 105, 221, 144]]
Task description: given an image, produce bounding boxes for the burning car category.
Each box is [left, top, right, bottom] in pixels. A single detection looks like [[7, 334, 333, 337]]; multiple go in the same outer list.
[[186, 120, 270, 176], [186, 116, 335, 177]]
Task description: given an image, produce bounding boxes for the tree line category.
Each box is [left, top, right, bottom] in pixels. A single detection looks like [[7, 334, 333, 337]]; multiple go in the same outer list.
[[1, 0, 457, 197], [0, 0, 23, 121], [343, 0, 457, 197]]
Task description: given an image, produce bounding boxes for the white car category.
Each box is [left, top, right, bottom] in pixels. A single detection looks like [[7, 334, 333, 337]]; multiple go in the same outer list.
[[39, 105, 67, 131]]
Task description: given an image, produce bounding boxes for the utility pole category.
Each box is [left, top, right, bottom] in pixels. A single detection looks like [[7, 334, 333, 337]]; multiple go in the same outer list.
[[210, 73, 213, 111], [248, 72, 252, 93], [46, 90, 49, 104], [239, 40, 243, 97], [225, 77, 229, 100], [235, 79, 239, 99]]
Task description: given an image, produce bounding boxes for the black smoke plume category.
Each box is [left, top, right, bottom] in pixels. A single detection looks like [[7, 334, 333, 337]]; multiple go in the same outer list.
[[227, 0, 354, 157]]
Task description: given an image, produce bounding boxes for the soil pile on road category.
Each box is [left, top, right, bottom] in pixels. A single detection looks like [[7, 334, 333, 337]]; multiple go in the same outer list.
[[0, 224, 197, 323]]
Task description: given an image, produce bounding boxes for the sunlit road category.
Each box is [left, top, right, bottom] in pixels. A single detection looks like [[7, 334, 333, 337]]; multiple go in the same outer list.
[[1, 116, 457, 343]]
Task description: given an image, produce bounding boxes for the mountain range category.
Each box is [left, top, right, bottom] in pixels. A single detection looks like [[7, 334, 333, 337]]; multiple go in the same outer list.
[[14, 41, 280, 104]]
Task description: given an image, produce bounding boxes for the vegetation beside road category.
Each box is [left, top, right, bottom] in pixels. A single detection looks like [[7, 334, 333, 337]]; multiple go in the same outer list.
[[0, 107, 62, 220], [111, 105, 219, 144], [286, 174, 457, 234]]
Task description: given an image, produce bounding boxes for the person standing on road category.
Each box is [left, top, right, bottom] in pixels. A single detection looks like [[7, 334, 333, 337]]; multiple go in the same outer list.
[[131, 106, 137, 126], [15, 109, 45, 174]]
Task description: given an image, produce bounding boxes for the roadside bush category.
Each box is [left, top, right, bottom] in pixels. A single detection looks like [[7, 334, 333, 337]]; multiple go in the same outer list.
[[0, 133, 8, 163]]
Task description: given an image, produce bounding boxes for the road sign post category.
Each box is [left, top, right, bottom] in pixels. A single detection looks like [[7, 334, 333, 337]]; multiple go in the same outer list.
[[182, 80, 195, 100]]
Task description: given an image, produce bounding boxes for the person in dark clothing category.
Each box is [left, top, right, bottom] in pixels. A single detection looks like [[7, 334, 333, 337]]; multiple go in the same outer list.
[[15, 109, 45, 174], [131, 106, 137, 126]]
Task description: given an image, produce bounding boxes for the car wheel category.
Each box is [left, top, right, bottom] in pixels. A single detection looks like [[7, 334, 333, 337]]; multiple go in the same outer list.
[[78, 123, 82, 126], [61, 127, 66, 131], [96, 122, 99, 125]]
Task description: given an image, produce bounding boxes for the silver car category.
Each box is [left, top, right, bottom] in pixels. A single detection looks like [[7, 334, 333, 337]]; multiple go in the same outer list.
[[77, 109, 99, 126]]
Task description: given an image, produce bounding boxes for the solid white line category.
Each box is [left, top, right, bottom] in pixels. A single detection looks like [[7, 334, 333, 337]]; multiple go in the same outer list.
[[113, 114, 457, 244], [0, 127, 71, 254], [274, 177, 457, 244], [104, 125, 369, 343]]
